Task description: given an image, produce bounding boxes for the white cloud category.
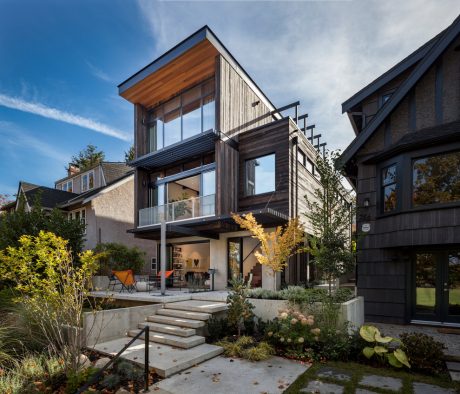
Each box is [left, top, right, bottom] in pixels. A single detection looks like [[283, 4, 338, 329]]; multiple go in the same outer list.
[[0, 121, 69, 163], [0, 93, 131, 141], [136, 0, 460, 151], [86, 60, 112, 82]]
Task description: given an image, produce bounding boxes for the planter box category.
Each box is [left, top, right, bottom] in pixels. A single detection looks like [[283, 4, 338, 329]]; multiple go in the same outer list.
[[249, 296, 364, 332]]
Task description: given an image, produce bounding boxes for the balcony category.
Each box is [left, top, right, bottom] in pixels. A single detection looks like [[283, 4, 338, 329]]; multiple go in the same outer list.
[[139, 194, 215, 227]]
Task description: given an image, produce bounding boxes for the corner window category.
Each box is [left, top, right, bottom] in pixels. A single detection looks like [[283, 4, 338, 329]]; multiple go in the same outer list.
[[382, 164, 397, 213], [412, 151, 460, 207], [245, 154, 275, 196], [81, 171, 95, 192]]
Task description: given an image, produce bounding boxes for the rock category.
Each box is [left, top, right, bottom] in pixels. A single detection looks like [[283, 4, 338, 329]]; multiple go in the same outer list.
[[300, 380, 344, 393], [94, 357, 112, 369], [359, 375, 402, 392], [77, 354, 91, 369]]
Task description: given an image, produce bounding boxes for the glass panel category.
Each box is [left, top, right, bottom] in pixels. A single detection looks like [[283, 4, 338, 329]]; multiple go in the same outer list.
[[148, 122, 163, 152], [228, 239, 241, 282], [412, 151, 460, 207], [448, 251, 460, 317], [382, 165, 397, 186], [383, 184, 397, 212], [164, 96, 180, 114], [182, 99, 202, 139], [67, 181, 73, 193], [415, 253, 437, 315], [306, 159, 314, 174], [202, 170, 215, 196], [182, 85, 201, 106], [202, 95, 215, 132], [164, 109, 181, 147], [297, 149, 306, 166], [82, 174, 88, 191], [88, 172, 94, 189], [245, 154, 275, 196]]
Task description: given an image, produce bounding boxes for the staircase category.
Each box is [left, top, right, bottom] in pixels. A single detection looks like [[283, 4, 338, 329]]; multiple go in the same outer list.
[[246, 263, 262, 287], [92, 299, 227, 378]]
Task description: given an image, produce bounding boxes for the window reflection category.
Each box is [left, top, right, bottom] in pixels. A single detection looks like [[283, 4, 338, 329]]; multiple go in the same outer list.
[[382, 164, 397, 212], [245, 154, 276, 196]]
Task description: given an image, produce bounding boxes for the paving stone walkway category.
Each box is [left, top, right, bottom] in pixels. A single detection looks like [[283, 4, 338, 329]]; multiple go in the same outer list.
[[300, 366, 457, 393]]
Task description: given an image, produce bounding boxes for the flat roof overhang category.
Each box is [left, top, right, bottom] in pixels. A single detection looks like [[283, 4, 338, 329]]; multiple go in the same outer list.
[[129, 129, 220, 170], [128, 208, 289, 240]]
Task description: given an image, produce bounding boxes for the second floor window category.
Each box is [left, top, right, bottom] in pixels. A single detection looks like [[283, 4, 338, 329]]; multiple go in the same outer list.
[[147, 79, 215, 153], [412, 150, 460, 207], [382, 164, 397, 213], [61, 180, 73, 192], [245, 154, 275, 196], [81, 171, 95, 192]]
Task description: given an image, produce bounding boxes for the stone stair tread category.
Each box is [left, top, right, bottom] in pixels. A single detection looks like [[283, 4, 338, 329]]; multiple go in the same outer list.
[[157, 308, 211, 321], [164, 300, 228, 314], [128, 329, 205, 349], [138, 321, 196, 337], [148, 314, 205, 328], [92, 337, 223, 377]]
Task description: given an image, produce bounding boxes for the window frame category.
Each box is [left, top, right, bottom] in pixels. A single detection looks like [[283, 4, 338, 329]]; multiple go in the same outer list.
[[81, 170, 95, 192], [147, 78, 216, 153], [61, 180, 73, 192], [244, 153, 276, 197], [381, 163, 398, 214], [69, 207, 86, 234]]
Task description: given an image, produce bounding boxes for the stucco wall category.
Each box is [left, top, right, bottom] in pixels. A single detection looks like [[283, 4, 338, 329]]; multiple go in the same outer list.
[[84, 176, 156, 272]]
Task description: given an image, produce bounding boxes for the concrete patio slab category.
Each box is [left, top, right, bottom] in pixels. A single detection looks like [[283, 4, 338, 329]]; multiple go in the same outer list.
[[413, 382, 457, 393], [154, 355, 308, 394], [359, 375, 403, 391], [316, 366, 352, 382], [300, 380, 344, 393], [191, 291, 229, 302], [92, 337, 223, 377]]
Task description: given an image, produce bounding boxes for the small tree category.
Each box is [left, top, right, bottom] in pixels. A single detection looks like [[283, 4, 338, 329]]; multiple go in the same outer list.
[[226, 277, 254, 337], [124, 145, 135, 163], [304, 151, 355, 294], [0, 231, 98, 373], [71, 144, 105, 171], [232, 213, 305, 290]]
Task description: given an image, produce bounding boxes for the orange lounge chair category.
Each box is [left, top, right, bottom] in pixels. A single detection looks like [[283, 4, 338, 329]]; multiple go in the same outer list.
[[112, 269, 136, 293]]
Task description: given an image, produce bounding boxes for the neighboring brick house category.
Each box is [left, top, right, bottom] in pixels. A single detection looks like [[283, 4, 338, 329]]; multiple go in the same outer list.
[[340, 16, 460, 325]]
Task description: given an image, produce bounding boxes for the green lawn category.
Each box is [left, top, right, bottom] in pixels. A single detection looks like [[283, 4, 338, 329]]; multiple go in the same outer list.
[[284, 361, 460, 394]]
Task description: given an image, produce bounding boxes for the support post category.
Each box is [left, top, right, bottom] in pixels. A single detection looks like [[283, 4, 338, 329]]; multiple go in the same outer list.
[[160, 206, 166, 296], [144, 325, 149, 392]]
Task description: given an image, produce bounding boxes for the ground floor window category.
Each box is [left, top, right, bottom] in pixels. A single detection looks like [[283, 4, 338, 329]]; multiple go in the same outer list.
[[227, 237, 262, 288]]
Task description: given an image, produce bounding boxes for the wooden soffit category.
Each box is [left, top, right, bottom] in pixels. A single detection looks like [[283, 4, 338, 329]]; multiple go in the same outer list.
[[120, 40, 218, 109]]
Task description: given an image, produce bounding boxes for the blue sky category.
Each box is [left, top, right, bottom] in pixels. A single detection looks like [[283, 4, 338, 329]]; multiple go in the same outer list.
[[1, 0, 459, 197]]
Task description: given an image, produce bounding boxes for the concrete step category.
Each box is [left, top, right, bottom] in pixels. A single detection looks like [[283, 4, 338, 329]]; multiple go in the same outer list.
[[93, 337, 223, 377], [138, 321, 196, 337], [128, 329, 205, 349], [157, 308, 211, 321], [147, 314, 206, 329], [164, 300, 228, 314]]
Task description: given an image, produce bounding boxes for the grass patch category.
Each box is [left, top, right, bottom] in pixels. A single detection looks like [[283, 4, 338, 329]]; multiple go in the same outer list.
[[284, 361, 460, 394]]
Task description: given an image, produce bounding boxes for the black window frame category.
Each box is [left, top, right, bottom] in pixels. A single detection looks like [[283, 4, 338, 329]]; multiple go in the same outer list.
[[244, 152, 276, 197], [379, 162, 399, 215]]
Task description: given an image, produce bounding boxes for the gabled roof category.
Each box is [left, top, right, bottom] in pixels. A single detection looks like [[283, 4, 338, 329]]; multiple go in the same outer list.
[[341, 29, 445, 113], [118, 25, 280, 118], [340, 15, 460, 167], [19, 181, 78, 209], [55, 161, 130, 186]]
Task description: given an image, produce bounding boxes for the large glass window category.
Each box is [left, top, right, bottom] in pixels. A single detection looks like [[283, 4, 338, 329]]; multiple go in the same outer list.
[[412, 151, 460, 207], [245, 154, 276, 196], [382, 164, 397, 213], [147, 79, 215, 153]]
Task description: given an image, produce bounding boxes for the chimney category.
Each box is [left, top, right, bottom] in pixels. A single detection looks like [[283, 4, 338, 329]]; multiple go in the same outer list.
[[68, 164, 80, 177]]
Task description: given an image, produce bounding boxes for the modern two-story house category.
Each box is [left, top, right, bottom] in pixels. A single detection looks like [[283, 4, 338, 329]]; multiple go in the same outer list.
[[119, 26, 325, 290], [340, 16, 460, 325]]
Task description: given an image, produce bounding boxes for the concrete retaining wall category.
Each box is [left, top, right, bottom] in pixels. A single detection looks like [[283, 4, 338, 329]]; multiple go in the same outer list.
[[83, 304, 162, 347], [249, 296, 364, 332]]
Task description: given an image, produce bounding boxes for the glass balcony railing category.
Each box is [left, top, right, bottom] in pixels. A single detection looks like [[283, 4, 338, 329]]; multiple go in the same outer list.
[[139, 194, 215, 227]]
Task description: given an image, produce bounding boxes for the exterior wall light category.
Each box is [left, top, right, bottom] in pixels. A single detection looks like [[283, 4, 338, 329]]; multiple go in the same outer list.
[[363, 198, 370, 207]]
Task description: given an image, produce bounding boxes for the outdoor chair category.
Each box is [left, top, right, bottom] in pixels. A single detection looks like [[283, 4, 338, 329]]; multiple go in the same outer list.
[[149, 271, 174, 292], [112, 269, 136, 293], [107, 273, 120, 291]]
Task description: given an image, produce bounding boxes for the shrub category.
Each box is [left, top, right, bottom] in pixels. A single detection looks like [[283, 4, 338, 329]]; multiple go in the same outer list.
[[216, 336, 274, 361], [247, 288, 282, 300], [400, 332, 446, 375], [207, 317, 231, 342], [94, 242, 146, 274], [227, 277, 254, 336]]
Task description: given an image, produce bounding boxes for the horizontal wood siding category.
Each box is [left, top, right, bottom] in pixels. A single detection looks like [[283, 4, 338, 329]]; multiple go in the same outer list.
[[218, 55, 273, 137]]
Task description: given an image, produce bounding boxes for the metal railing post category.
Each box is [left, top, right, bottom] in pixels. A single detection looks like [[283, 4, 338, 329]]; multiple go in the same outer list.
[[144, 324, 149, 392]]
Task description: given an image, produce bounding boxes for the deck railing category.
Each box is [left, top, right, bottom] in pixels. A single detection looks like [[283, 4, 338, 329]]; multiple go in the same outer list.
[[139, 194, 215, 227]]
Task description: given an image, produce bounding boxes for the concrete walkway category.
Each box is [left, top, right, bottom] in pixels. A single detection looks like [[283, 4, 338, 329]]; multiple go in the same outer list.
[[152, 355, 309, 394]]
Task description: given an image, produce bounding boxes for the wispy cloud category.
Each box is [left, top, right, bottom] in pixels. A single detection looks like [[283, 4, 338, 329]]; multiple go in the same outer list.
[[86, 60, 112, 82], [137, 0, 460, 151], [0, 121, 69, 163], [0, 93, 130, 141]]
